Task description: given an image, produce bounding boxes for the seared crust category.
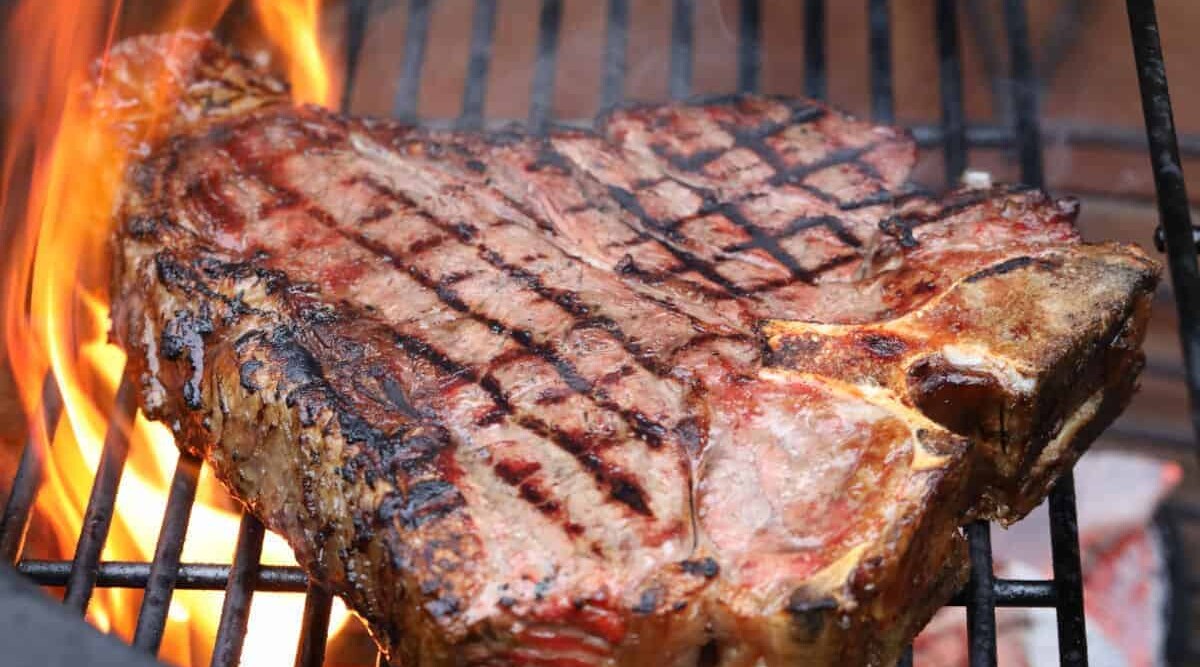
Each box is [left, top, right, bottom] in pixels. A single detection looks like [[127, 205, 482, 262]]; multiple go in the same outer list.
[[105, 34, 1159, 666]]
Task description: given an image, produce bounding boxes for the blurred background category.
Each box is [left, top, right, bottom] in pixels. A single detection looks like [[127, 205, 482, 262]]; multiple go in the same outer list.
[[1, 1, 1199, 665]]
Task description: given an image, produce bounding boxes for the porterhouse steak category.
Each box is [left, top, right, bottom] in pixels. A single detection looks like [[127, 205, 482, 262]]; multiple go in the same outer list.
[[105, 33, 1158, 666]]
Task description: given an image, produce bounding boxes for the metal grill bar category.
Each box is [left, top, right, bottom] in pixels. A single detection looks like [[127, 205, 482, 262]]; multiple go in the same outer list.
[[460, 0, 498, 130], [600, 0, 628, 109], [294, 583, 335, 667], [1002, 0, 1043, 186], [18, 556, 1065, 605], [528, 0, 563, 134], [0, 375, 61, 563], [910, 121, 1200, 155], [965, 522, 999, 667], [392, 0, 431, 122], [1048, 477, 1089, 666], [211, 515, 266, 667], [18, 560, 308, 591], [62, 377, 135, 614], [132, 454, 201, 654], [935, 0, 967, 183], [868, 0, 894, 123], [1126, 0, 1200, 448], [669, 0, 693, 99], [738, 0, 761, 94], [342, 0, 370, 113], [804, 0, 825, 99]]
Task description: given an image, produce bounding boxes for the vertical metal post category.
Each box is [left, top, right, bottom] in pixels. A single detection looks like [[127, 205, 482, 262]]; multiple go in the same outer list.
[[1126, 0, 1200, 451]]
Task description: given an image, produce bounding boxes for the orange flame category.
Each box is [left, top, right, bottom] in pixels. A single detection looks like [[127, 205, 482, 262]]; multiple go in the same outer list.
[[1, 2, 352, 665], [253, 0, 333, 106]]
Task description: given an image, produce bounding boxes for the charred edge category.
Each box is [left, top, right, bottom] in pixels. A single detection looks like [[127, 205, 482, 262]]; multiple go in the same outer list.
[[377, 480, 465, 530], [153, 253, 270, 319], [161, 307, 214, 410], [680, 557, 720, 578], [259, 325, 449, 481], [605, 185, 749, 297]]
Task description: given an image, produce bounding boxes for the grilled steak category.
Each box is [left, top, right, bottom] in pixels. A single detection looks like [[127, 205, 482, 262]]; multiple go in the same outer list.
[[105, 33, 1158, 666]]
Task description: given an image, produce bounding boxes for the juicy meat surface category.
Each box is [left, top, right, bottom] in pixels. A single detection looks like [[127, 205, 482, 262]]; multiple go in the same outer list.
[[107, 34, 1159, 666]]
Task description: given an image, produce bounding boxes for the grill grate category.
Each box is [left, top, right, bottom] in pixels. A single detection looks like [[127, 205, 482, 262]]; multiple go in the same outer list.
[[1, 1, 1196, 665]]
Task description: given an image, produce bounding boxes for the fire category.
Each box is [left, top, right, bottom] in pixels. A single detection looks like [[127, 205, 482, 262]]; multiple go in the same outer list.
[[1, 2, 355, 666]]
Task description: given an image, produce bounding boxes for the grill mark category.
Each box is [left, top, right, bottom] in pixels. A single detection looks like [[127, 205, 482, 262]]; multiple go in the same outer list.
[[218, 149, 663, 515], [767, 144, 883, 188], [604, 185, 750, 297], [612, 254, 735, 302], [717, 203, 815, 283], [393, 332, 653, 519], [354, 173, 685, 381], [515, 415, 651, 516], [726, 214, 863, 252], [877, 189, 1005, 248], [218, 120, 684, 515], [472, 246, 672, 377]]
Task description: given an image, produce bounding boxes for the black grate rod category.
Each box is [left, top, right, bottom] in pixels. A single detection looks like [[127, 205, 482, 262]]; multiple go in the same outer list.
[[948, 577, 1057, 607], [804, 0, 826, 99], [459, 0, 499, 130], [600, 0, 629, 110], [934, 0, 968, 183], [965, 521, 998, 667], [962, 0, 1011, 124], [1126, 0, 1200, 450], [62, 375, 136, 614], [737, 0, 761, 94], [867, 0, 894, 123], [131, 453, 201, 654], [528, 0, 563, 135], [341, 0, 371, 114], [669, 0, 694, 100], [294, 582, 335, 667], [19, 560, 307, 591], [1002, 0, 1044, 187], [210, 514, 266, 667], [392, 0, 432, 123], [0, 373, 62, 564], [1048, 475, 1088, 666]]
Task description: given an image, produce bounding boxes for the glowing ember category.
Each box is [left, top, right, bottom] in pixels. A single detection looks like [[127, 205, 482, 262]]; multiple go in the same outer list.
[[1, 2, 354, 665]]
